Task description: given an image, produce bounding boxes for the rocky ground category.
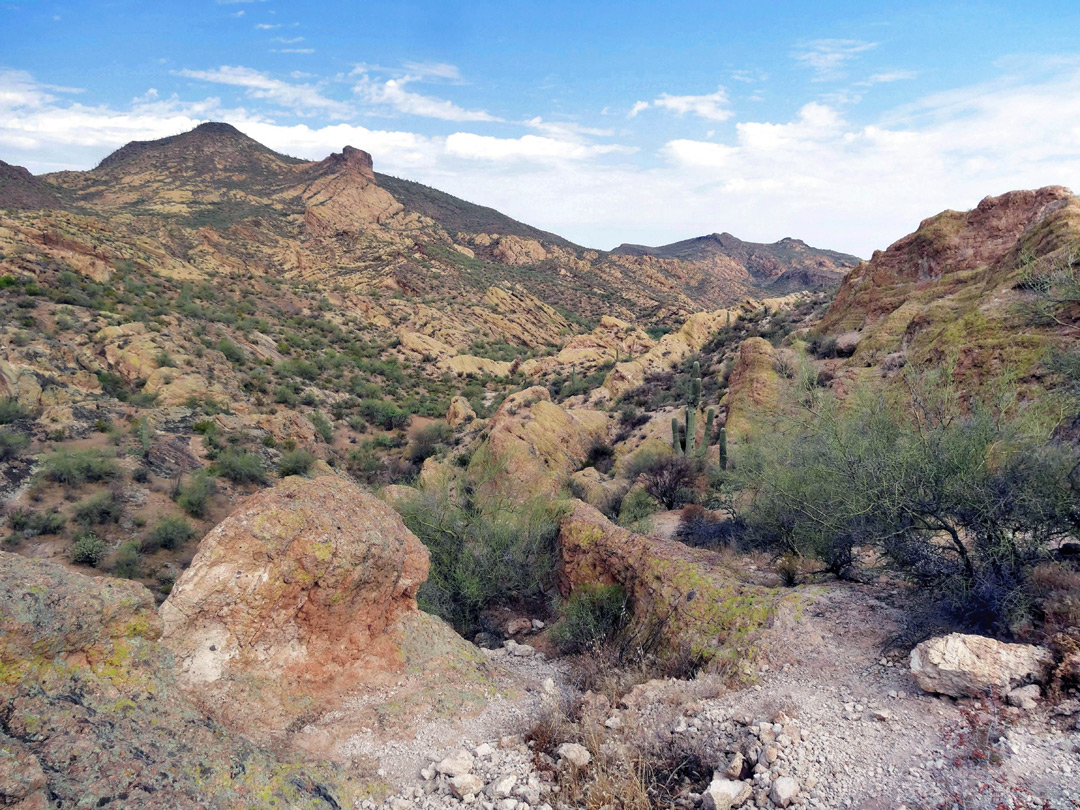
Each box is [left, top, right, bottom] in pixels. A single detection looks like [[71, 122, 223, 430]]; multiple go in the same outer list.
[[360, 581, 1080, 810]]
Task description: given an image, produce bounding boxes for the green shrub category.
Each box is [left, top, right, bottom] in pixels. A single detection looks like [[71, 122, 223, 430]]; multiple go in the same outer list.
[[73, 492, 124, 525], [7, 508, 64, 537], [176, 471, 216, 518], [0, 431, 29, 461], [142, 515, 197, 552], [71, 532, 107, 567], [357, 398, 410, 430], [40, 448, 120, 486], [617, 487, 660, 528], [398, 456, 563, 635], [309, 411, 334, 443], [278, 448, 316, 477], [214, 450, 268, 484], [408, 422, 451, 463], [553, 584, 628, 652], [0, 398, 29, 424], [218, 337, 246, 364], [736, 366, 1080, 635], [154, 349, 176, 368], [110, 541, 142, 579]]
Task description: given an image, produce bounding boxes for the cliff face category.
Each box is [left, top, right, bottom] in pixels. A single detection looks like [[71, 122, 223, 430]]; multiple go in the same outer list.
[[818, 186, 1080, 384]]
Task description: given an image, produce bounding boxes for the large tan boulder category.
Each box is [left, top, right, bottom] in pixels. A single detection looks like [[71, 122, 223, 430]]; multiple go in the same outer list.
[[557, 500, 780, 663], [160, 474, 431, 741], [446, 395, 476, 428], [479, 387, 610, 499], [0, 552, 363, 808], [910, 633, 1054, 697], [721, 337, 780, 443]]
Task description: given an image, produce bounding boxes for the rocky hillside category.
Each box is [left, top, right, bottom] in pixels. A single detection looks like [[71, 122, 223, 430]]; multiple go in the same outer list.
[[614, 231, 859, 298]]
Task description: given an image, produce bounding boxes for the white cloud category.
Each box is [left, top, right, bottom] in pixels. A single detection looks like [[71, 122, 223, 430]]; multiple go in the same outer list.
[[175, 66, 351, 117], [255, 23, 281, 30], [627, 86, 732, 121], [4, 64, 1080, 258], [793, 39, 877, 80], [272, 49, 315, 54], [445, 132, 633, 163], [353, 73, 498, 122], [400, 62, 463, 82], [272, 37, 304, 44]]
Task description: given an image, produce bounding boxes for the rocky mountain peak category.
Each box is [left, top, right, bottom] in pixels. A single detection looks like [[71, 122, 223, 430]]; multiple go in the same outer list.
[[311, 144, 376, 182]]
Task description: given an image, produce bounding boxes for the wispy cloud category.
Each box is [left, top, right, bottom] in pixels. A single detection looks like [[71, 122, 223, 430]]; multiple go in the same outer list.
[[255, 23, 282, 30], [793, 39, 877, 81], [445, 132, 633, 162], [628, 86, 732, 121], [174, 66, 351, 117], [352, 68, 498, 121], [272, 48, 315, 54], [272, 37, 304, 44]]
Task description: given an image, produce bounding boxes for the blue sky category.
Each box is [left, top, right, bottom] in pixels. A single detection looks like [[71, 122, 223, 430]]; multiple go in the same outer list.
[[3, 1, 1080, 256]]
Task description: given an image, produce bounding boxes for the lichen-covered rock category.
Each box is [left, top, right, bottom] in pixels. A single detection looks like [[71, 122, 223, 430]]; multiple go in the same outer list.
[[721, 337, 780, 444], [910, 633, 1054, 697], [479, 387, 610, 499], [0, 552, 365, 809], [557, 500, 780, 664], [160, 474, 430, 741], [447, 395, 477, 427]]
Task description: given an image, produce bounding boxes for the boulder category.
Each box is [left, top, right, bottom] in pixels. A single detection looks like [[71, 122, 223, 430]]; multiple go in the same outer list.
[[769, 776, 799, 807], [0, 552, 363, 809], [702, 777, 752, 809], [1007, 684, 1042, 709], [160, 474, 431, 740], [480, 387, 610, 499], [450, 774, 484, 799], [437, 750, 475, 778], [910, 633, 1054, 697], [558, 500, 780, 665], [556, 742, 592, 769], [446, 395, 476, 427]]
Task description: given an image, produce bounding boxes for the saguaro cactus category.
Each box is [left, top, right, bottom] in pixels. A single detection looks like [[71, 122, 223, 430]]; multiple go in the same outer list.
[[672, 361, 714, 458]]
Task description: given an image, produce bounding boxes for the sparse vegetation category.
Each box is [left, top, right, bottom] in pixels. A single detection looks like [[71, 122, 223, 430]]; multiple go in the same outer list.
[[142, 515, 197, 552], [176, 471, 216, 518], [40, 448, 121, 486], [70, 532, 107, 567], [278, 448, 316, 477]]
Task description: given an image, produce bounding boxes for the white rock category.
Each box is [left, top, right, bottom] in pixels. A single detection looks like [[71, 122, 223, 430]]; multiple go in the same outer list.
[[702, 777, 752, 809], [542, 677, 556, 695], [604, 714, 623, 730], [871, 709, 895, 722], [450, 773, 484, 799], [1007, 683, 1042, 709], [556, 742, 591, 769], [487, 775, 518, 799], [497, 800, 519, 810], [910, 633, 1053, 697], [770, 776, 800, 808], [436, 749, 474, 777], [475, 743, 495, 758], [531, 619, 545, 630]]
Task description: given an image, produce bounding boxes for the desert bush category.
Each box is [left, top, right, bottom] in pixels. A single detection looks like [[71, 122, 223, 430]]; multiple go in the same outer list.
[[635, 453, 699, 510], [176, 471, 216, 518], [217, 337, 246, 364], [0, 398, 29, 424], [214, 450, 268, 484], [73, 491, 124, 525], [278, 448, 316, 477], [142, 515, 197, 552], [0, 431, 29, 461], [676, 505, 743, 549], [397, 453, 563, 635], [357, 398, 410, 430], [7, 508, 64, 537], [736, 366, 1080, 635], [617, 487, 659, 528], [70, 532, 106, 567], [308, 411, 334, 443], [553, 584, 628, 653], [40, 448, 120, 486], [110, 541, 142, 579], [408, 422, 451, 463]]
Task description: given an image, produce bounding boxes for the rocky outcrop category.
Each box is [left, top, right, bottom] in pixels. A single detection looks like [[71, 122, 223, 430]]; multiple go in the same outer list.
[[520, 315, 656, 378], [721, 336, 780, 443], [557, 500, 779, 662], [819, 186, 1080, 378], [160, 474, 431, 742], [0, 552, 363, 809], [446, 395, 477, 427], [909, 633, 1054, 697], [479, 387, 610, 499], [601, 295, 805, 400]]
